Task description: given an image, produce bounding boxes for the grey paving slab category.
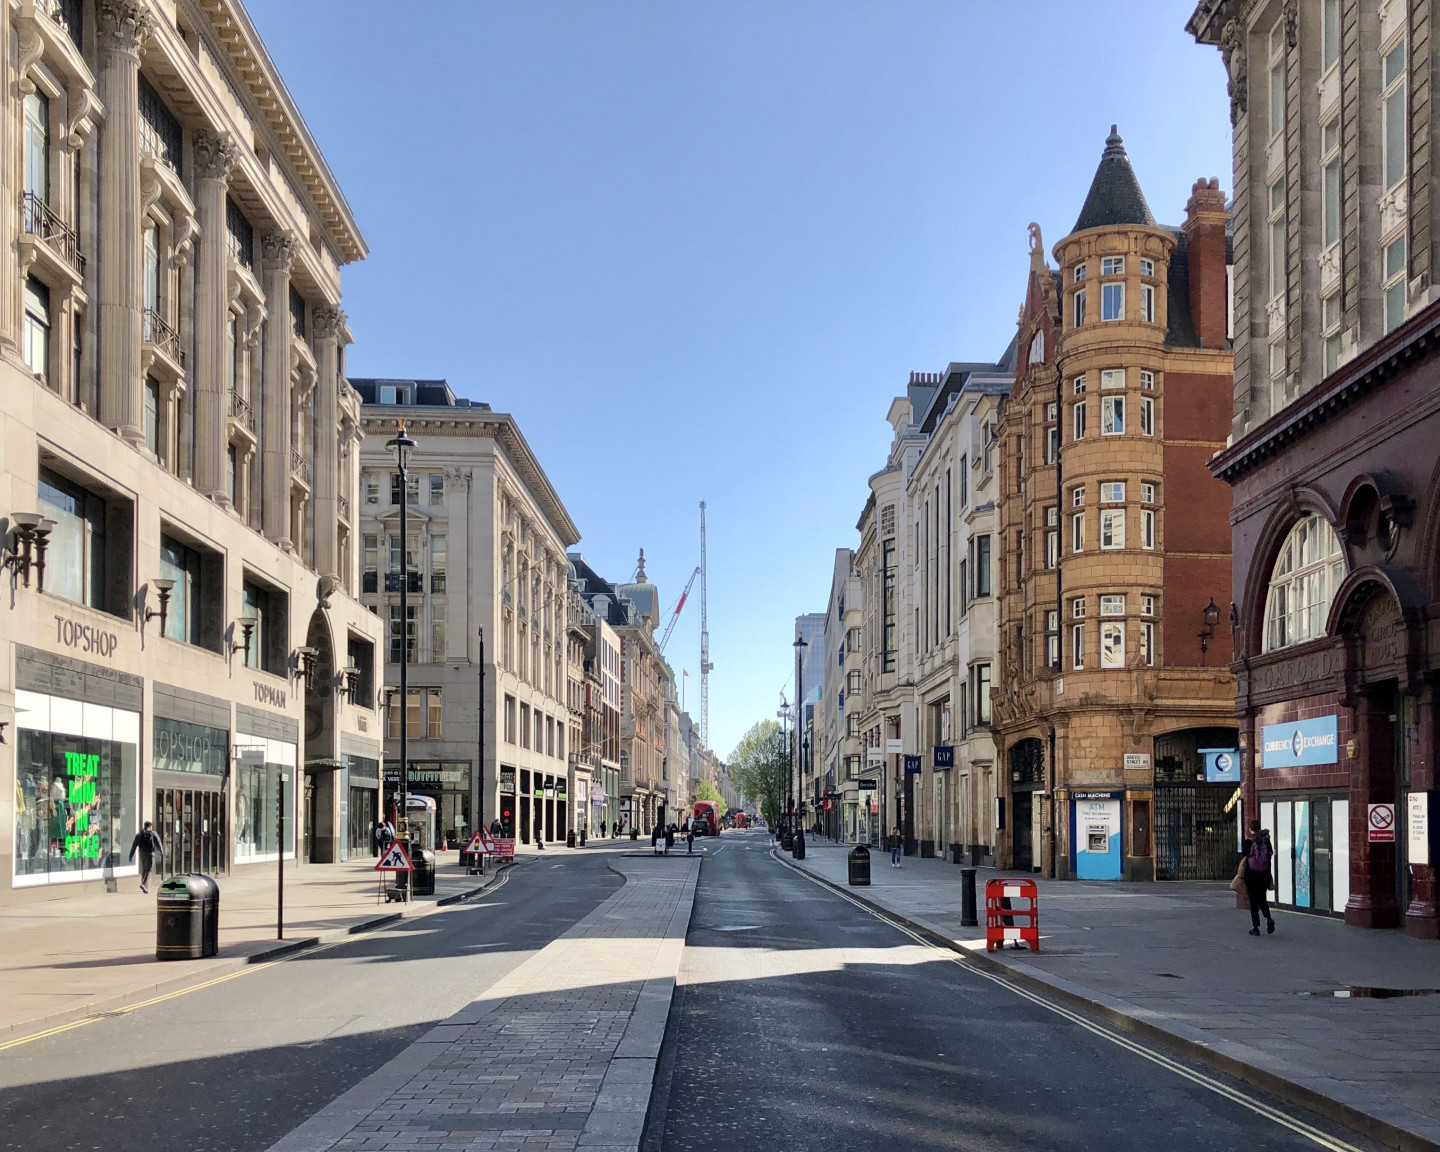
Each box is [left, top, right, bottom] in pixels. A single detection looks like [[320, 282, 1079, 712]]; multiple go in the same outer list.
[[266, 857, 698, 1152], [787, 839, 1440, 1151]]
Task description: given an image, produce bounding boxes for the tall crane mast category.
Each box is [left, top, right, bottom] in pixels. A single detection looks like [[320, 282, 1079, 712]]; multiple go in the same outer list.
[[700, 501, 712, 748]]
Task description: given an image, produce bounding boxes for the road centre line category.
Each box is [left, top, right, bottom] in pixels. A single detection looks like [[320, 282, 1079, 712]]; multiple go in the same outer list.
[[0, 865, 515, 1055], [770, 851, 1367, 1152]]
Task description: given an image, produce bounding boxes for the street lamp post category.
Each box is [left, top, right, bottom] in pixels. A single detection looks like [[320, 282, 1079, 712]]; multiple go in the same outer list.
[[793, 634, 808, 859], [386, 420, 418, 887], [776, 698, 790, 844], [477, 626, 485, 839]]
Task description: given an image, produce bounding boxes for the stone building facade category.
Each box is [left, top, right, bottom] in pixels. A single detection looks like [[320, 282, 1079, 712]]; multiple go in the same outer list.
[[1192, 0, 1440, 933], [2, 0, 383, 904], [356, 381, 579, 849], [820, 548, 863, 841], [991, 131, 1238, 882]]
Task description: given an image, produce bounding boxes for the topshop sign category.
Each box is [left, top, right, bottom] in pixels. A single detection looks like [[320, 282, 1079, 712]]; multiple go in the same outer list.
[[1260, 716, 1339, 769]]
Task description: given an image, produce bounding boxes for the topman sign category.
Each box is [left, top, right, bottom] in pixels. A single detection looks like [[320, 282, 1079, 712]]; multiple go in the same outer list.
[[1260, 716, 1339, 769]]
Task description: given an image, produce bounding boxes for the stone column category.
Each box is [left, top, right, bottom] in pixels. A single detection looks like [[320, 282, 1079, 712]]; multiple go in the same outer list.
[[96, 0, 151, 443], [1346, 693, 1400, 929], [311, 307, 341, 578], [260, 231, 295, 547], [191, 130, 234, 501]]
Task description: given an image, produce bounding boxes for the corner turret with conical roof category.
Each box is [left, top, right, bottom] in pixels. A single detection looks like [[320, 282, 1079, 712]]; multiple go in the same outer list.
[[1073, 125, 1157, 233]]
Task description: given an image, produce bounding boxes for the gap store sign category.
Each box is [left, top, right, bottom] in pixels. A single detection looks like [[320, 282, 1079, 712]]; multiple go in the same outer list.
[[1260, 716, 1339, 769]]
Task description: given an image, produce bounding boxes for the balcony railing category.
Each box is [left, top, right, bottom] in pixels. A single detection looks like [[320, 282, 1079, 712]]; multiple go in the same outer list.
[[228, 390, 254, 433], [143, 308, 184, 366], [22, 192, 84, 275], [291, 448, 310, 486], [384, 571, 423, 593], [338, 495, 351, 522]]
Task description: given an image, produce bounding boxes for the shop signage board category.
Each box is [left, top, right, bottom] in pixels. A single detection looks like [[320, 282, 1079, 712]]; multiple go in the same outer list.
[[867, 748, 883, 763], [857, 779, 877, 791], [1261, 716, 1339, 768], [375, 842, 414, 871], [1408, 794, 1430, 866], [1201, 748, 1241, 783], [1368, 803, 1396, 843], [886, 739, 904, 754], [933, 746, 954, 768], [903, 755, 922, 775]]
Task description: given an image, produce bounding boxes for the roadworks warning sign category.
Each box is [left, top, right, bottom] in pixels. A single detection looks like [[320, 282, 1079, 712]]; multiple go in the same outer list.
[[375, 842, 414, 871]]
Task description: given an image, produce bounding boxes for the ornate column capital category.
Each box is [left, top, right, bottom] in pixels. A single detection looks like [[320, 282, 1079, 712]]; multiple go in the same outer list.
[[261, 229, 297, 272], [98, 0, 153, 54], [313, 307, 344, 341], [193, 130, 236, 183]]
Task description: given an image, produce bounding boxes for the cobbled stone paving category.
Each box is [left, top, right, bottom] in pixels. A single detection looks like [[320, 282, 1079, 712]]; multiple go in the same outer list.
[[319, 862, 696, 1152]]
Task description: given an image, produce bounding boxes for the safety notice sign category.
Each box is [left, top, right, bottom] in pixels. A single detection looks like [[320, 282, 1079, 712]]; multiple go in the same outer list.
[[375, 842, 415, 871], [1368, 803, 1396, 844]]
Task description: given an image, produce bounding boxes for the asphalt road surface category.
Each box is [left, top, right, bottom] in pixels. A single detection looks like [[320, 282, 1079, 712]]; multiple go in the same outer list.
[[646, 829, 1387, 1152], [0, 849, 622, 1152]]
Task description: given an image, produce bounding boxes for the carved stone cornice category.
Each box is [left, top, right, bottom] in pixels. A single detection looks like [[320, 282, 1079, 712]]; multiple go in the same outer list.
[[97, 0, 153, 55], [262, 230, 296, 272], [313, 307, 343, 342], [192, 130, 235, 183], [1220, 19, 1247, 127]]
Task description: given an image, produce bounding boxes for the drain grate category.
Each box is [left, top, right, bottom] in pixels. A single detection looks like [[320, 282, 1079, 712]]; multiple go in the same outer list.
[[1303, 986, 1440, 998]]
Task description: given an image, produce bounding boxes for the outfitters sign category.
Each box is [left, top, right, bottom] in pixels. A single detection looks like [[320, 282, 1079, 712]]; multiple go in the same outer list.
[[1261, 716, 1339, 769]]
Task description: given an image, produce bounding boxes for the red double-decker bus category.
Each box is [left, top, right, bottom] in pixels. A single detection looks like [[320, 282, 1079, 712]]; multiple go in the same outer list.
[[692, 800, 721, 837]]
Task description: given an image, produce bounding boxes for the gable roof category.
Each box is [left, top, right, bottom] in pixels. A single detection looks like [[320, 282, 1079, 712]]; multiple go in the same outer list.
[[1073, 125, 1156, 233]]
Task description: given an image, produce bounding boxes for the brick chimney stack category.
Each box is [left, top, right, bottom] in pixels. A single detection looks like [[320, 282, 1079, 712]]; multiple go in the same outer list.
[[1184, 177, 1229, 350]]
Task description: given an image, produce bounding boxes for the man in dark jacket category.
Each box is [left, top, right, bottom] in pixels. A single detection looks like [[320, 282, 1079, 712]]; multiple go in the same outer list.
[[129, 822, 164, 893], [1242, 819, 1276, 936]]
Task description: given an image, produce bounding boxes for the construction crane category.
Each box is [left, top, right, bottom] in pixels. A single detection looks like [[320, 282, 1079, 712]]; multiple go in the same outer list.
[[657, 566, 700, 655], [700, 501, 713, 749]]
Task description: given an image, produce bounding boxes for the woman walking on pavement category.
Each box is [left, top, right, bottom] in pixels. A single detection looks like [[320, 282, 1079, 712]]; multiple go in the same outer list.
[[889, 826, 902, 868], [1242, 819, 1276, 936]]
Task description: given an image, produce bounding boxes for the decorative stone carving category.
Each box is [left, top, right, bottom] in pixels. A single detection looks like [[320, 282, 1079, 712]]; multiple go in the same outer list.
[[192, 130, 235, 182], [1283, 0, 1298, 48], [1380, 0, 1405, 47], [67, 89, 101, 149], [97, 0, 153, 54], [1221, 19, 1248, 127], [17, 28, 45, 95], [1319, 242, 1341, 292], [312, 307, 343, 341], [1243, 642, 1345, 702], [1266, 294, 1286, 338], [1378, 182, 1409, 239], [262, 230, 296, 271]]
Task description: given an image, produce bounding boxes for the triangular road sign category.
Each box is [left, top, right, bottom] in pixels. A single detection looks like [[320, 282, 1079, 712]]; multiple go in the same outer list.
[[464, 831, 486, 855], [375, 841, 414, 871]]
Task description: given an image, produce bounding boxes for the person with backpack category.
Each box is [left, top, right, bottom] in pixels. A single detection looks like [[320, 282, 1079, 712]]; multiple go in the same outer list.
[[128, 822, 165, 893], [1242, 819, 1276, 936]]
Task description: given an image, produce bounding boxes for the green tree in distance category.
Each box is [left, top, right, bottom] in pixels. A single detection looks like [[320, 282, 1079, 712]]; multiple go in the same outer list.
[[728, 719, 788, 828], [692, 779, 727, 818]]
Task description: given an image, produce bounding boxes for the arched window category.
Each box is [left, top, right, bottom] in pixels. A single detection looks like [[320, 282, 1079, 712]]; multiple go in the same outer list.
[[1029, 329, 1044, 364], [1262, 514, 1346, 652]]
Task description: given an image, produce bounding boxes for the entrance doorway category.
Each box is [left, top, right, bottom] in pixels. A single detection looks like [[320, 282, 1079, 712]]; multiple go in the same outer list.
[[1013, 790, 1034, 871], [155, 787, 227, 877]]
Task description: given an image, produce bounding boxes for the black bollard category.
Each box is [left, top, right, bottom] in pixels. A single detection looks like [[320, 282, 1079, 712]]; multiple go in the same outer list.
[[960, 868, 978, 928]]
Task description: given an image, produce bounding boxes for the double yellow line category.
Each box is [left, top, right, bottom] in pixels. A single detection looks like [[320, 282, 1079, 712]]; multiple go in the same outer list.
[[0, 865, 514, 1055], [776, 854, 1368, 1152]]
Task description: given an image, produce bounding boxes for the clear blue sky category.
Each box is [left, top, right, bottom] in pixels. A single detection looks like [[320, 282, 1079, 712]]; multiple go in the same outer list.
[[246, 0, 1231, 760]]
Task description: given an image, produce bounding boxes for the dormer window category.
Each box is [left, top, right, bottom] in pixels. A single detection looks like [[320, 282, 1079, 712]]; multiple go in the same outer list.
[[1028, 330, 1044, 364], [379, 384, 414, 405], [1102, 256, 1125, 276]]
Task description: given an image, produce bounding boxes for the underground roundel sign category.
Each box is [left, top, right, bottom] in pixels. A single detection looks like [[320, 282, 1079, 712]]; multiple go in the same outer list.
[[1368, 803, 1396, 844]]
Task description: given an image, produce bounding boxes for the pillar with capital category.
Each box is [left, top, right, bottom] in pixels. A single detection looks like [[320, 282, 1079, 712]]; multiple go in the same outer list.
[[312, 306, 342, 578], [96, 0, 152, 443], [191, 129, 234, 501], [261, 230, 296, 545]]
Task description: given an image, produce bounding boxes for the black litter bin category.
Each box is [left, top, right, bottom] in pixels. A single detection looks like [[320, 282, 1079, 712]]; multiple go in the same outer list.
[[630, 828, 638, 840], [567, 830, 576, 848], [848, 845, 871, 887], [156, 873, 220, 960], [410, 847, 437, 896]]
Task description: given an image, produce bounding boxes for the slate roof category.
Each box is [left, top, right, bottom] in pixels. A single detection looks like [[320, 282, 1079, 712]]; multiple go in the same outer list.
[[350, 378, 491, 409], [1073, 126, 1156, 233]]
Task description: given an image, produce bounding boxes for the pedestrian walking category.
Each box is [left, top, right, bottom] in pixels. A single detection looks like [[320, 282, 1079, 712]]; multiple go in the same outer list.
[[128, 821, 164, 892], [1241, 819, 1276, 936], [664, 823, 676, 855], [686, 821, 695, 854], [889, 826, 902, 868]]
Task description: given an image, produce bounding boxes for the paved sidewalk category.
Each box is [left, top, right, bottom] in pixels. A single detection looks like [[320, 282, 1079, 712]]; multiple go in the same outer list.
[[266, 854, 700, 1152], [785, 840, 1440, 1152], [0, 848, 528, 1044]]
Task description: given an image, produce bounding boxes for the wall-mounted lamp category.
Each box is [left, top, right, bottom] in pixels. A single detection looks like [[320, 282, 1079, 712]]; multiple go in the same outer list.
[[230, 619, 256, 665], [1198, 597, 1221, 663], [145, 578, 176, 635], [294, 646, 320, 690], [342, 656, 361, 703], [3, 513, 56, 590]]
